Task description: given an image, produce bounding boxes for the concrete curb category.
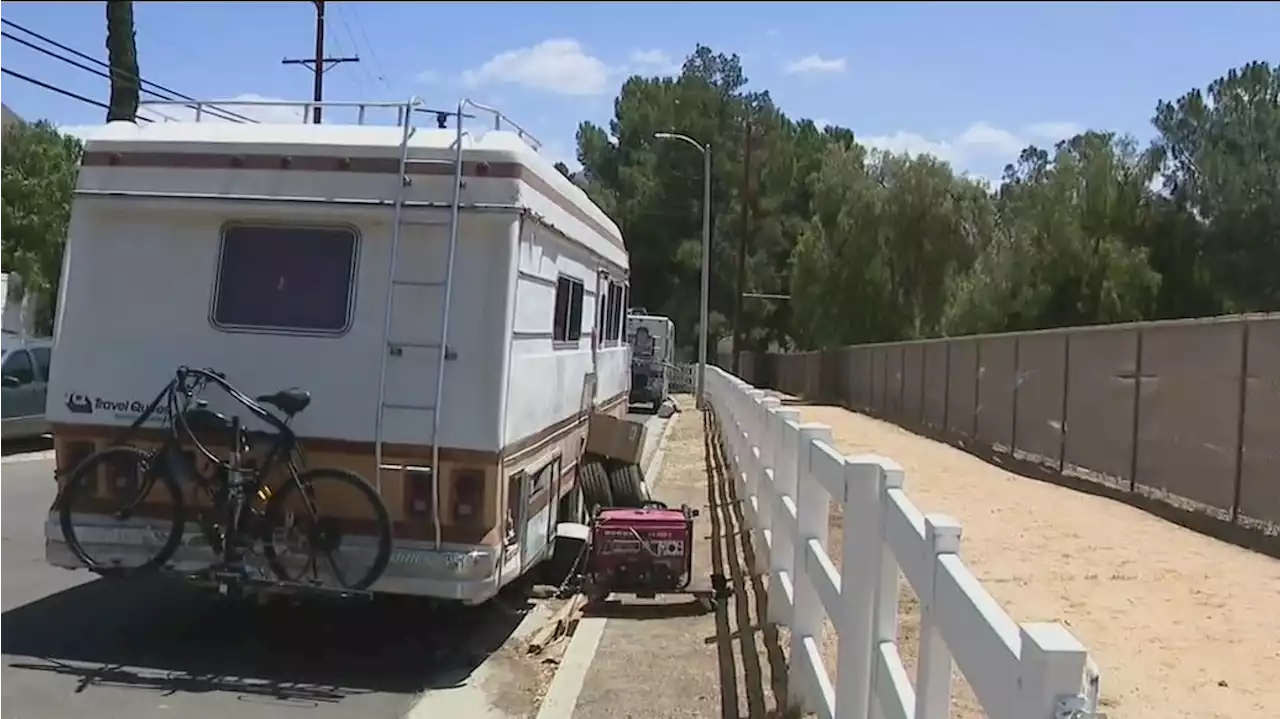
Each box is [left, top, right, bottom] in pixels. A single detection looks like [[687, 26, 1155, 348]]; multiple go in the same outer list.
[[532, 410, 680, 719], [639, 412, 679, 499]]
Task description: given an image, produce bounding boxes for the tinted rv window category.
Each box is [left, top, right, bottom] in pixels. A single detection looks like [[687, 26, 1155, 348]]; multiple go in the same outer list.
[[553, 275, 585, 343], [211, 225, 358, 334]]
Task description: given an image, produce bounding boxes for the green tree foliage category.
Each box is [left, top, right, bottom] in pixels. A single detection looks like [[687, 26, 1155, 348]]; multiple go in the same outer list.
[[575, 49, 1280, 352], [1, 121, 84, 333]]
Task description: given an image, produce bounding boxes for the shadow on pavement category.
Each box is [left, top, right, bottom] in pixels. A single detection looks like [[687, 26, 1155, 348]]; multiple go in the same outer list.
[[704, 409, 794, 719], [1, 436, 53, 457], [2, 574, 533, 707]]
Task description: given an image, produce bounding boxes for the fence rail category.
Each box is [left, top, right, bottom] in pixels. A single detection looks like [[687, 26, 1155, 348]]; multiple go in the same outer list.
[[706, 366, 1100, 719], [735, 313, 1280, 537]]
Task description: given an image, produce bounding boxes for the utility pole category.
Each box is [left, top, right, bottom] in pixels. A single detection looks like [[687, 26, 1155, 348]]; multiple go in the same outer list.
[[731, 118, 753, 375], [282, 0, 358, 124]]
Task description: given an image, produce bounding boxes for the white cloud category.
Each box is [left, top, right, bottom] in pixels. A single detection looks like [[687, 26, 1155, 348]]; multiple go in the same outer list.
[[955, 122, 1025, 157], [629, 48, 681, 76], [812, 117, 834, 130], [416, 69, 440, 84], [1025, 121, 1083, 140], [462, 38, 612, 97], [859, 120, 1084, 178], [784, 54, 848, 75]]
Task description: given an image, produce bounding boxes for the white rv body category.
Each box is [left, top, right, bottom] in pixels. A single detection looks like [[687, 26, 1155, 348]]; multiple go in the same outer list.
[[43, 99, 632, 604]]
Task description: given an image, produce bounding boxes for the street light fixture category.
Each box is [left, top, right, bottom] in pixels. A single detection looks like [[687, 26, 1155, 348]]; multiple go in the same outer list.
[[654, 131, 712, 410]]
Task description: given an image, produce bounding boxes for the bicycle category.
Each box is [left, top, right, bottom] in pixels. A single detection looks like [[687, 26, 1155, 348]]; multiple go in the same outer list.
[[56, 366, 393, 594]]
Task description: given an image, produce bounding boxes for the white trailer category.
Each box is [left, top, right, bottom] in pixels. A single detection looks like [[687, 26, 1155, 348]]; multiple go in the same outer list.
[[626, 312, 675, 411], [43, 98, 632, 604]]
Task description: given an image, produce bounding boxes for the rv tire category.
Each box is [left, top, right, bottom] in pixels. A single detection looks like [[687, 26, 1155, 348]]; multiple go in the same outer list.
[[605, 461, 647, 507], [57, 445, 186, 578], [262, 467, 393, 591], [579, 458, 613, 510]]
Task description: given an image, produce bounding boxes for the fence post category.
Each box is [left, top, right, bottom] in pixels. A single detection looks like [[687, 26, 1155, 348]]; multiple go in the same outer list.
[[768, 407, 802, 625], [972, 338, 982, 438], [942, 341, 952, 433], [789, 423, 834, 713], [754, 396, 782, 529], [836, 455, 888, 719], [1011, 336, 1022, 453], [913, 514, 962, 719], [869, 458, 905, 719], [1058, 333, 1072, 473], [1013, 623, 1089, 719], [1230, 319, 1251, 523], [755, 405, 787, 575], [745, 389, 767, 497], [1127, 329, 1144, 492]]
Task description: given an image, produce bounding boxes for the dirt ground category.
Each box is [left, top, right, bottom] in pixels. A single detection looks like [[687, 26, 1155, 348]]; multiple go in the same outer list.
[[792, 403, 1280, 719], [571, 405, 795, 719]]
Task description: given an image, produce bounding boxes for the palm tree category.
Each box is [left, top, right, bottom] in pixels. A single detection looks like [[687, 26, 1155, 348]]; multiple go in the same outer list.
[[105, 0, 139, 122]]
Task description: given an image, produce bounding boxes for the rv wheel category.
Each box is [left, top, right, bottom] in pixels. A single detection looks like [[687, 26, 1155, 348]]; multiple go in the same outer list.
[[579, 459, 614, 509]]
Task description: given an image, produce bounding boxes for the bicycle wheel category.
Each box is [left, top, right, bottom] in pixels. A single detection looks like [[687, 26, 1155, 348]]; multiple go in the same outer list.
[[261, 467, 392, 590], [58, 445, 186, 578]]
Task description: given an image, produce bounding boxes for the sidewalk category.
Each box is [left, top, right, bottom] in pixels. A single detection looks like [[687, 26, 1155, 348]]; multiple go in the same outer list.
[[569, 408, 790, 719]]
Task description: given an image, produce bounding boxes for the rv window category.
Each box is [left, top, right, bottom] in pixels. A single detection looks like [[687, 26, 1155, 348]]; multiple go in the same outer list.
[[554, 277, 571, 341], [553, 275, 585, 343], [601, 284, 615, 343], [567, 281, 584, 341], [607, 282, 625, 342], [211, 224, 358, 335]]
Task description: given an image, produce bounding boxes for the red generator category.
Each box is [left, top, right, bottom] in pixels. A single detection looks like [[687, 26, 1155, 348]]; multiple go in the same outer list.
[[581, 501, 727, 610]]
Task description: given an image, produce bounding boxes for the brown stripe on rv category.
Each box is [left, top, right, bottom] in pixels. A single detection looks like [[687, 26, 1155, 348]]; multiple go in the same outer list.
[[53, 391, 627, 545], [51, 389, 627, 466], [80, 150, 625, 250]]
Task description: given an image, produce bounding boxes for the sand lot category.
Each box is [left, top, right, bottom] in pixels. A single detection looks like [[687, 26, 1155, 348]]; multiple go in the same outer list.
[[795, 404, 1280, 719]]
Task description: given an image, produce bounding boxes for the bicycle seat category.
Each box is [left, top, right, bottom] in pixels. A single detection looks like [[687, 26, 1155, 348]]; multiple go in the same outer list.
[[255, 388, 312, 416]]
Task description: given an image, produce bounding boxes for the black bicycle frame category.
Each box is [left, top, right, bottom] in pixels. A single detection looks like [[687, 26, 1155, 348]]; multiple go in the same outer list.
[[107, 367, 314, 566]]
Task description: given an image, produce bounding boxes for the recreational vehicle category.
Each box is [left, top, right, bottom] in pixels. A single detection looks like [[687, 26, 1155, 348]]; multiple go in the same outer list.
[[626, 312, 675, 411], [43, 98, 632, 604]]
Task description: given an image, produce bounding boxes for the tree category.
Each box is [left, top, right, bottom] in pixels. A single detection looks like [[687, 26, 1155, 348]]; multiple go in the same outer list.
[[575, 46, 1279, 355], [1, 121, 84, 333], [1152, 60, 1280, 311], [106, 0, 140, 122]]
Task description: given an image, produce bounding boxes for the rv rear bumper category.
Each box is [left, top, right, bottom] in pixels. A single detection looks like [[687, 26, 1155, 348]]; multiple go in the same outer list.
[[43, 515, 504, 604]]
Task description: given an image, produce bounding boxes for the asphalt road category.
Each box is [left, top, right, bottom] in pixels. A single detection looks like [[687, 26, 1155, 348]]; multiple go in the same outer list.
[[1, 411, 664, 719]]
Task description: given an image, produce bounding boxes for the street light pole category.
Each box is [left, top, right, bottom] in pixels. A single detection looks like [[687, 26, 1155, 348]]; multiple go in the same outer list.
[[654, 131, 712, 410]]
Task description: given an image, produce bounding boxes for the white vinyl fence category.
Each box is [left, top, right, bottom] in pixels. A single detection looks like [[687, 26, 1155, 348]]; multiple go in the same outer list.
[[706, 366, 1102, 719]]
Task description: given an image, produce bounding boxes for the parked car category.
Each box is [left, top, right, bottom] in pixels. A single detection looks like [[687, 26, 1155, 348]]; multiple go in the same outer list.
[[2, 332, 54, 441]]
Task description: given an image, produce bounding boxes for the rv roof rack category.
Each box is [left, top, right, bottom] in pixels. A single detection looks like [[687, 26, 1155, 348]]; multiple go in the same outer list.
[[134, 97, 544, 152]]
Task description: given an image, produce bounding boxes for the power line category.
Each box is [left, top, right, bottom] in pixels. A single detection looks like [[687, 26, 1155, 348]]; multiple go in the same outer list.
[[0, 28, 175, 121], [331, 3, 382, 92], [347, 3, 392, 92], [0, 17, 257, 122], [1, 67, 154, 122]]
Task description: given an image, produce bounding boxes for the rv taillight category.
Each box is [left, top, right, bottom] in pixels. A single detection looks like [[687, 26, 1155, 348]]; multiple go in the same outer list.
[[403, 468, 434, 517], [452, 469, 485, 522]]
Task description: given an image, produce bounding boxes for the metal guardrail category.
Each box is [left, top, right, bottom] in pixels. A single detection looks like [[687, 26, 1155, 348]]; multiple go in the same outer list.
[[135, 97, 543, 152]]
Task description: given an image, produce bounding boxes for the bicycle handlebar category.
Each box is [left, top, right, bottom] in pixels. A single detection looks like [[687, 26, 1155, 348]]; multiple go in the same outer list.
[[173, 366, 289, 432]]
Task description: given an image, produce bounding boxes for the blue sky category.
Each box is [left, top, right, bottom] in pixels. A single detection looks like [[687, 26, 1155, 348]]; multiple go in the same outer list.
[[2, 1, 1277, 183]]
